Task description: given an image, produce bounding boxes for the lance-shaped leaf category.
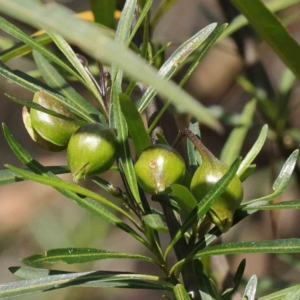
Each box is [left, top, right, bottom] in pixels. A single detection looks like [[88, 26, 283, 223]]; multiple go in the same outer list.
[[47, 31, 108, 120], [222, 259, 246, 300], [173, 284, 191, 300], [232, 0, 300, 82], [22, 248, 156, 267], [0, 166, 69, 186], [137, 23, 217, 113], [120, 93, 151, 157], [32, 50, 102, 122], [243, 275, 257, 300], [220, 99, 257, 166], [0, 61, 96, 122], [193, 260, 217, 300], [245, 199, 300, 211], [237, 124, 268, 178], [0, 270, 171, 298], [143, 214, 168, 233], [0, 17, 85, 84], [243, 149, 299, 206], [6, 94, 85, 126], [164, 157, 241, 259], [257, 284, 300, 300], [170, 239, 300, 275]]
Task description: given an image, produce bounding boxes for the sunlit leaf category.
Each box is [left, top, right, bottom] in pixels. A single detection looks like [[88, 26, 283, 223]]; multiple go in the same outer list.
[[243, 150, 299, 206], [237, 125, 268, 178], [0, 61, 96, 122], [173, 284, 191, 300], [22, 248, 155, 267], [242, 275, 257, 300], [0, 270, 171, 298], [232, 0, 300, 82], [220, 99, 256, 165], [119, 93, 151, 157], [143, 214, 168, 233], [32, 50, 103, 122], [137, 23, 217, 114]]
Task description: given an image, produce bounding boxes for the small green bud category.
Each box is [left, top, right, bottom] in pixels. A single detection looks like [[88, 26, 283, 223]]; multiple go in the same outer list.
[[190, 143, 243, 233], [30, 91, 79, 147], [134, 145, 185, 195], [67, 123, 118, 182]]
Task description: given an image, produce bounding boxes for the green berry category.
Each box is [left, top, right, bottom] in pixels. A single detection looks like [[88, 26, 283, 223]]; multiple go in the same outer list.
[[190, 144, 243, 233], [67, 123, 118, 182], [134, 145, 185, 195], [30, 91, 79, 147]]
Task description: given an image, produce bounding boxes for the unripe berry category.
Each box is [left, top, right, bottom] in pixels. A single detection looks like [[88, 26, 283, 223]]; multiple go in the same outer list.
[[67, 123, 118, 182], [30, 91, 79, 147], [134, 145, 185, 195], [190, 145, 243, 233]]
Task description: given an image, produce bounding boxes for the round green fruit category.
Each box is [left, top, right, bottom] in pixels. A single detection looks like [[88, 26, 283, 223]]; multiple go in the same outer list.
[[134, 145, 185, 195], [30, 91, 79, 147], [67, 123, 118, 182], [190, 155, 243, 233]]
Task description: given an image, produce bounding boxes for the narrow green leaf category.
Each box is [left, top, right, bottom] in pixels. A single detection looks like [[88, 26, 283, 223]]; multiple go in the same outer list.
[[179, 24, 228, 89], [243, 150, 299, 206], [32, 50, 103, 122], [119, 93, 151, 157], [232, 0, 300, 82], [282, 287, 300, 300], [220, 99, 256, 165], [128, 0, 153, 45], [90, 0, 115, 28], [5, 164, 139, 227], [164, 157, 241, 259], [0, 62, 96, 122], [22, 248, 155, 267], [137, 23, 217, 114], [11, 267, 171, 290], [147, 24, 228, 133], [258, 284, 300, 300], [193, 260, 217, 300], [6, 94, 85, 126], [237, 125, 268, 178], [10, 266, 70, 279], [173, 284, 191, 300], [222, 259, 246, 300], [243, 275, 257, 300], [2, 124, 149, 248], [0, 0, 222, 131], [0, 270, 171, 298], [187, 119, 202, 173], [171, 239, 300, 275], [171, 184, 197, 217], [0, 166, 69, 185], [239, 164, 256, 182], [195, 239, 300, 258], [0, 17, 83, 83], [143, 214, 168, 233], [111, 0, 137, 85], [223, 0, 299, 39], [113, 90, 142, 209], [245, 199, 300, 211], [47, 31, 108, 120]]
